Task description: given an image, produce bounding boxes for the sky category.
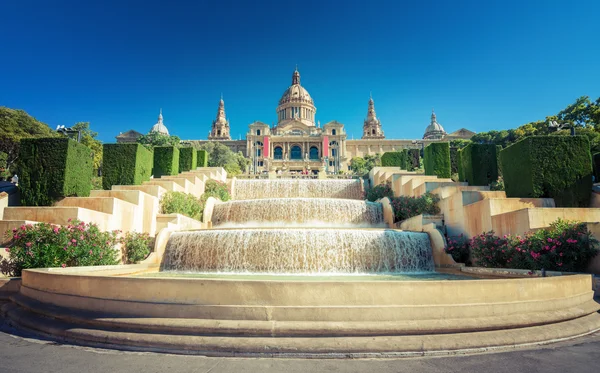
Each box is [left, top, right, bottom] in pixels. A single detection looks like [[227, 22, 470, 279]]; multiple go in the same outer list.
[[1, 0, 599, 143]]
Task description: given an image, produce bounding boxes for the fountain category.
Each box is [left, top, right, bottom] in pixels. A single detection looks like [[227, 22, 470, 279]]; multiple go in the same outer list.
[[233, 179, 364, 200]]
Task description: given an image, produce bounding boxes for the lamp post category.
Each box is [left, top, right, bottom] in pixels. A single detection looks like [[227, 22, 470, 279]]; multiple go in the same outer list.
[[549, 121, 575, 136], [56, 126, 81, 142]]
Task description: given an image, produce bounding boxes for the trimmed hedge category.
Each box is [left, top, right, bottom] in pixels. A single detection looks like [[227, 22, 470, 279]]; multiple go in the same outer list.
[[153, 146, 180, 178], [18, 137, 93, 206], [407, 149, 420, 171], [197, 150, 208, 167], [179, 147, 197, 172], [424, 142, 451, 178], [458, 144, 499, 185], [381, 150, 408, 169], [500, 136, 592, 207], [593, 153, 600, 181], [102, 143, 153, 190]]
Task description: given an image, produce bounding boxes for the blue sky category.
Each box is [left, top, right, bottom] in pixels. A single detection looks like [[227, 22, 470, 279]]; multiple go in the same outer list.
[[1, 0, 599, 143]]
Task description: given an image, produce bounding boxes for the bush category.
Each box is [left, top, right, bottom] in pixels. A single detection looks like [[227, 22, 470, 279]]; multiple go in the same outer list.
[[407, 149, 420, 171], [389, 192, 440, 222], [197, 150, 208, 167], [153, 146, 179, 178], [593, 153, 600, 181], [424, 142, 451, 178], [121, 232, 153, 264], [18, 137, 93, 206], [179, 147, 197, 172], [500, 136, 593, 207], [1, 221, 120, 277], [203, 179, 230, 202], [470, 219, 599, 272], [444, 234, 471, 265], [102, 143, 153, 189], [459, 144, 499, 185], [366, 182, 393, 202], [160, 191, 204, 221], [381, 151, 408, 169]]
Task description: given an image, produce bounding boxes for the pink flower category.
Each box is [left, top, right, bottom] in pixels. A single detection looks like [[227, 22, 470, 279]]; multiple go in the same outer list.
[[558, 263, 563, 267], [5, 248, 10, 253], [547, 238, 553, 243], [63, 247, 67, 251], [71, 239, 77, 243], [67, 218, 72, 222], [53, 227, 60, 234], [25, 242, 32, 247], [89, 250, 93, 255], [61, 264, 66, 268]]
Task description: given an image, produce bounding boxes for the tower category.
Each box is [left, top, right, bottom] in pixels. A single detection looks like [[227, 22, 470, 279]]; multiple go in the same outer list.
[[208, 97, 231, 140], [275, 68, 316, 127], [150, 109, 169, 135], [361, 95, 384, 139], [422, 109, 447, 140]]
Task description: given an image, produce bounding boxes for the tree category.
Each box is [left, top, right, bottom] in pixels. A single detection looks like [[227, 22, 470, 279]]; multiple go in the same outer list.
[[198, 141, 248, 176], [72, 122, 102, 171], [137, 132, 181, 148], [350, 157, 367, 175], [557, 96, 593, 127]]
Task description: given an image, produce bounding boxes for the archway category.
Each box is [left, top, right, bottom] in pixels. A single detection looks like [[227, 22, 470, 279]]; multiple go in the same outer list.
[[291, 145, 302, 160], [309, 146, 319, 160], [274, 147, 283, 160]]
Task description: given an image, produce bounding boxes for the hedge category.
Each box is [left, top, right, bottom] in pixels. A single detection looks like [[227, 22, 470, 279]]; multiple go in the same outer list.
[[424, 142, 451, 178], [18, 137, 93, 206], [381, 150, 408, 169], [197, 149, 208, 167], [407, 149, 420, 171], [102, 143, 153, 190], [458, 144, 499, 185], [153, 146, 179, 178], [593, 153, 600, 181], [500, 136, 592, 207], [179, 147, 197, 172]]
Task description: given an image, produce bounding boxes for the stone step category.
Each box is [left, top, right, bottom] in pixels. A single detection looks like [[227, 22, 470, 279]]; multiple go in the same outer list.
[[414, 181, 466, 197], [112, 184, 167, 199], [89, 190, 159, 236], [143, 180, 185, 193], [3, 207, 112, 232]]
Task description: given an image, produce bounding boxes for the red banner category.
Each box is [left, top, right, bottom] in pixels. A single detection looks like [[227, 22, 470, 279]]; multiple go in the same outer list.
[[263, 136, 269, 158], [323, 136, 329, 157]]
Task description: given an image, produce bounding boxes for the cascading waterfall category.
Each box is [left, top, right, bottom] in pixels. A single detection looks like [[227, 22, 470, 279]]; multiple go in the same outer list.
[[212, 198, 384, 227], [162, 229, 434, 274], [233, 179, 364, 200]]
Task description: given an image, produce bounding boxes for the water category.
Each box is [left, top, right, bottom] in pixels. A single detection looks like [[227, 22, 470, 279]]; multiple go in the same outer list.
[[137, 272, 470, 281], [233, 179, 364, 200], [162, 229, 434, 274], [212, 198, 384, 227]]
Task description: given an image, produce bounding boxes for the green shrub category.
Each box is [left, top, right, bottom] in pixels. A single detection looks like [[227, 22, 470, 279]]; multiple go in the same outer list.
[[366, 182, 393, 202], [121, 231, 153, 264], [593, 153, 600, 181], [153, 146, 179, 178], [160, 191, 204, 221], [102, 143, 153, 189], [197, 150, 208, 167], [18, 137, 93, 206], [424, 142, 451, 178], [203, 179, 230, 202], [470, 219, 598, 272], [0, 151, 7, 169], [1, 220, 120, 277], [381, 151, 408, 169], [407, 149, 420, 171], [458, 144, 499, 185], [444, 234, 471, 265], [179, 147, 197, 172], [500, 136, 592, 207], [389, 192, 440, 222]]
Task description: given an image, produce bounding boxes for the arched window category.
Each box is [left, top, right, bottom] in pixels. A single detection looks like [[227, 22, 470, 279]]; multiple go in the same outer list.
[[257, 129, 261, 136], [274, 147, 283, 160], [331, 148, 337, 157], [332, 129, 337, 136], [372, 129, 375, 135], [291, 145, 302, 160], [257, 149, 262, 157], [309, 146, 319, 160], [217, 130, 221, 136]]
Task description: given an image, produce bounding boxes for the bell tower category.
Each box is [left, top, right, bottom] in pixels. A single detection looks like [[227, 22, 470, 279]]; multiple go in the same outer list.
[[361, 95, 385, 139], [208, 96, 231, 140]]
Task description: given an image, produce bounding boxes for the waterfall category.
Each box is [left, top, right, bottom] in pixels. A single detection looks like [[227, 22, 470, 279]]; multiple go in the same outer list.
[[212, 198, 384, 227], [162, 229, 434, 274], [233, 179, 364, 200]]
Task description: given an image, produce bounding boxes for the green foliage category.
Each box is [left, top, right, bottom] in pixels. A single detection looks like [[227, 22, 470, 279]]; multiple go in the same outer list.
[[199, 141, 248, 176], [450, 139, 470, 177], [366, 182, 393, 202], [160, 191, 204, 221], [202, 179, 231, 202], [444, 234, 471, 265], [178, 147, 197, 172], [137, 132, 181, 149], [153, 146, 179, 178], [0, 221, 120, 277], [18, 137, 93, 206], [407, 149, 420, 171], [73, 122, 103, 171], [500, 136, 592, 207], [458, 144, 499, 185], [121, 232, 153, 264], [470, 220, 599, 272], [424, 142, 451, 178], [389, 192, 440, 223], [593, 153, 600, 181], [102, 143, 153, 189], [91, 177, 102, 190], [350, 154, 381, 176], [197, 150, 208, 167], [381, 150, 408, 169]]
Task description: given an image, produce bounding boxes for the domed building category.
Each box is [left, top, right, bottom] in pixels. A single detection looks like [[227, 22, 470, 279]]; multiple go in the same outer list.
[[150, 109, 169, 136], [422, 110, 446, 140]]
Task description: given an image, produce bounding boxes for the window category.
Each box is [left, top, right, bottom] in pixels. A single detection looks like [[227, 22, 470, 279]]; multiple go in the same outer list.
[[274, 147, 283, 160], [372, 129, 375, 135], [291, 145, 302, 160], [217, 130, 221, 136], [332, 129, 337, 136], [257, 149, 262, 157], [331, 148, 337, 157], [257, 129, 261, 136], [309, 146, 319, 160]]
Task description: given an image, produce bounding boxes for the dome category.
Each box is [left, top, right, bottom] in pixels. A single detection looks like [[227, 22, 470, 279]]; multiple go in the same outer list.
[[423, 110, 446, 140], [279, 82, 314, 105], [150, 109, 169, 135]]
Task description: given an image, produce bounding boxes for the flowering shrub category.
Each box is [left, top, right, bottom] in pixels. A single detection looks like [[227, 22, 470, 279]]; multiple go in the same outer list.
[[160, 191, 204, 221], [390, 192, 440, 222], [1, 220, 119, 277], [121, 231, 153, 264], [202, 180, 231, 202], [366, 182, 393, 202], [444, 234, 471, 265], [470, 219, 599, 272]]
